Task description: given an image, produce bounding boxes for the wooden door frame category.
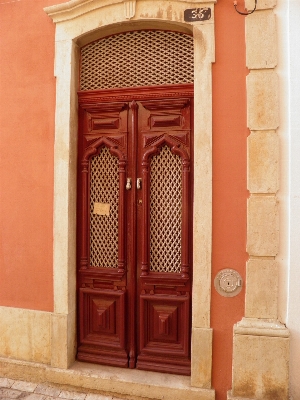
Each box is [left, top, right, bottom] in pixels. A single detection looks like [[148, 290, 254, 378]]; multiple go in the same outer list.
[[45, 0, 216, 391]]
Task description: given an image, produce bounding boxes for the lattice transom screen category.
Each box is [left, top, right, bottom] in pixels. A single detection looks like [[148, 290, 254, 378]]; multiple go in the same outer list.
[[80, 30, 194, 90], [150, 145, 182, 273], [89, 147, 119, 268]]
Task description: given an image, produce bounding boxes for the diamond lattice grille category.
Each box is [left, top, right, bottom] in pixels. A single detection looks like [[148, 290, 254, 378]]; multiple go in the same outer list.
[[80, 30, 194, 90], [150, 145, 182, 273], [90, 147, 119, 268]]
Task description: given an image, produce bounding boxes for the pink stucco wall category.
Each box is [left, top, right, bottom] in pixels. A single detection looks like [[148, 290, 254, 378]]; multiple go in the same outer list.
[[0, 1, 247, 399], [0, 0, 65, 311]]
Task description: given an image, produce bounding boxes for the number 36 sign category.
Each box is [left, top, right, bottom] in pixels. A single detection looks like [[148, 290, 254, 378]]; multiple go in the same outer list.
[[184, 7, 211, 22]]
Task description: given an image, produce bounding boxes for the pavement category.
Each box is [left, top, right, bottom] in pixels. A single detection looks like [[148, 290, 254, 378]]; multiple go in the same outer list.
[[0, 378, 124, 400]]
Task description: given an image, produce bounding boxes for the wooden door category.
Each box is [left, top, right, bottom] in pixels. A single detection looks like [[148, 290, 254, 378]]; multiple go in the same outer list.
[[77, 85, 193, 375]]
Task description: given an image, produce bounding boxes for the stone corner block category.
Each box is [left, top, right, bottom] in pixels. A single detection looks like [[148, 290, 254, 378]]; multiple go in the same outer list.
[[245, 259, 278, 318], [247, 70, 279, 131], [232, 333, 289, 399], [247, 195, 279, 256], [246, 0, 276, 10], [51, 311, 76, 369], [247, 131, 279, 193], [246, 10, 277, 69], [191, 327, 213, 389]]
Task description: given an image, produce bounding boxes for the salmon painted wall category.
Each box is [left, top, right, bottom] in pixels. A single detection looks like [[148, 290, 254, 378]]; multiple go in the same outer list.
[[0, 0, 65, 311], [0, 0, 247, 398], [212, 1, 248, 399]]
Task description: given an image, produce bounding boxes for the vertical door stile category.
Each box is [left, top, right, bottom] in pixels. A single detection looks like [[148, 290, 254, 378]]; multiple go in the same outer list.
[[141, 148, 150, 277], [181, 156, 190, 279], [80, 158, 89, 270], [118, 155, 126, 274], [128, 100, 138, 368]]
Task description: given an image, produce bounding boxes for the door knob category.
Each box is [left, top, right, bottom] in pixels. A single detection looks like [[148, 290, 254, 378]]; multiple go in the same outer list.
[[137, 178, 142, 189], [126, 178, 132, 190]]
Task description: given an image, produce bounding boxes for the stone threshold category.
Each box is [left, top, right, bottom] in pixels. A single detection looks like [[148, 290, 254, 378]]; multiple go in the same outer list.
[[0, 357, 215, 400]]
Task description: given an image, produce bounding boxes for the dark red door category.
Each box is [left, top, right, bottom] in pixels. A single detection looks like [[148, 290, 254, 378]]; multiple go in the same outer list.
[[77, 85, 193, 375]]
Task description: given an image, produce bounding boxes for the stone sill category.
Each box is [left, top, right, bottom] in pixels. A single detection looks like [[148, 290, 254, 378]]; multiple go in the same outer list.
[[0, 357, 215, 400]]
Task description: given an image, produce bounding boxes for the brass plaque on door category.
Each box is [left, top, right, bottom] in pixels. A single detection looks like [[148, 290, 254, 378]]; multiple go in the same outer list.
[[93, 203, 110, 216]]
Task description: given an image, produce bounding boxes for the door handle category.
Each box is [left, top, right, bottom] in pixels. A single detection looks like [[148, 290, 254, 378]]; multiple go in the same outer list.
[[137, 178, 142, 190], [126, 178, 132, 190]]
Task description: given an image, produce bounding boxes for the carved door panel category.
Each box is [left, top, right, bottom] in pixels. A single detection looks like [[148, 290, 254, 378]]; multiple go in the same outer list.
[[77, 101, 129, 367], [77, 86, 193, 375]]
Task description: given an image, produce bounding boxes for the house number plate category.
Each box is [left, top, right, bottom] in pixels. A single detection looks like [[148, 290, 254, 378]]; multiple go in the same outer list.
[[214, 269, 243, 297], [184, 8, 211, 22]]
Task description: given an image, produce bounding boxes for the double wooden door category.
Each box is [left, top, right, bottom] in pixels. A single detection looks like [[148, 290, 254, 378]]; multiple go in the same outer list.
[[77, 85, 193, 375]]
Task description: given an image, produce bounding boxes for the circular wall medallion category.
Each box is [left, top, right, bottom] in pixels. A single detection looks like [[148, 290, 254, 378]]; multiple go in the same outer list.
[[214, 269, 243, 297]]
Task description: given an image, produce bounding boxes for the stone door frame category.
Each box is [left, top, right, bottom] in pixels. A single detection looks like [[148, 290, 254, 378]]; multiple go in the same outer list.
[[44, 0, 216, 391]]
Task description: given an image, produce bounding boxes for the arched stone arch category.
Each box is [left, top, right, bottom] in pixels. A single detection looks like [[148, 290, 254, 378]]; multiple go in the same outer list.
[[45, 0, 216, 395]]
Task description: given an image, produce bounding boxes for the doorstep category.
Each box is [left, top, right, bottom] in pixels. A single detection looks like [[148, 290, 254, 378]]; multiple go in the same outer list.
[[0, 357, 215, 400]]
